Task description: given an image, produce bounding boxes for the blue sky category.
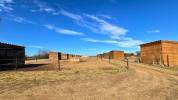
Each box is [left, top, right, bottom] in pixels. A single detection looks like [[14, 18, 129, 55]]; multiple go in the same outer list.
[[0, 0, 178, 56]]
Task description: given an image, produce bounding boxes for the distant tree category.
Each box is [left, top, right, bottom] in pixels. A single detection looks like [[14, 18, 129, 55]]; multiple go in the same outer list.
[[36, 49, 49, 59], [26, 49, 49, 60]]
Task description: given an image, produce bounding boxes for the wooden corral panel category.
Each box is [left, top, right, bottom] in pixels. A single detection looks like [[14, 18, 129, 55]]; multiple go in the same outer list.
[[49, 52, 81, 63], [49, 52, 61, 62], [140, 40, 178, 67], [61, 53, 68, 60], [162, 41, 178, 67]]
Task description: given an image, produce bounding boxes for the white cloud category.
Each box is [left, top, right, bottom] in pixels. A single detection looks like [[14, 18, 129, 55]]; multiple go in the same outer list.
[[30, 2, 142, 48], [116, 38, 143, 48], [81, 38, 118, 44], [32, 0, 55, 13], [30, 1, 127, 39], [147, 30, 160, 33], [85, 14, 129, 39], [9, 15, 36, 24], [59, 11, 142, 48], [81, 37, 143, 48], [44, 24, 84, 36], [0, 0, 14, 12], [60, 9, 83, 21]]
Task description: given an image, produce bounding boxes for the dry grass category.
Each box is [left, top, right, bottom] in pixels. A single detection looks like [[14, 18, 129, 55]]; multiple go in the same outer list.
[[0, 58, 129, 100], [0, 68, 127, 94], [0, 58, 178, 100]]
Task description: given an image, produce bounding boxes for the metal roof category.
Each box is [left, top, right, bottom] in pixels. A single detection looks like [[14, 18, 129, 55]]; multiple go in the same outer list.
[[140, 40, 178, 46], [0, 42, 25, 48]]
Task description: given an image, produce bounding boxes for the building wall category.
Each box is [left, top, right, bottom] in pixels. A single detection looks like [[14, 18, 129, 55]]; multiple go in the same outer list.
[[16, 48, 25, 66], [141, 40, 178, 67], [162, 42, 178, 67], [0, 44, 25, 66], [110, 51, 124, 60], [141, 41, 162, 65]]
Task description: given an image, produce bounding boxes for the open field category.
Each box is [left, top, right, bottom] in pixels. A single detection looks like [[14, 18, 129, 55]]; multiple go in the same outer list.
[[0, 58, 178, 100]]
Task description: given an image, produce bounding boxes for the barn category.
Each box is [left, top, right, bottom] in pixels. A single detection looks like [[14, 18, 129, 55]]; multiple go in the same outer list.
[[140, 40, 178, 67], [0, 42, 25, 67]]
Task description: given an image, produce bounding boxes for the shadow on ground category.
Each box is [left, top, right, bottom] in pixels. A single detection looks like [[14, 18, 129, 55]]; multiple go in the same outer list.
[[0, 64, 47, 71]]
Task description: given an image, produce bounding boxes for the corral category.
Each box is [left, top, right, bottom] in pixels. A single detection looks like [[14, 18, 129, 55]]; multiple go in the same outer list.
[[49, 52, 81, 63], [0, 42, 178, 100], [140, 40, 178, 67], [0, 42, 25, 67]]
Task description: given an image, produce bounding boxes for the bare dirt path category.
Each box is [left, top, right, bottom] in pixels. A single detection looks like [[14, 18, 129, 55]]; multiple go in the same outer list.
[[113, 62, 178, 100], [0, 59, 178, 100]]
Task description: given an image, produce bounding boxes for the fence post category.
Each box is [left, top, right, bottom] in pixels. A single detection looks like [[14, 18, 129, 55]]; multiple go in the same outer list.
[[126, 58, 129, 70], [109, 56, 111, 64]]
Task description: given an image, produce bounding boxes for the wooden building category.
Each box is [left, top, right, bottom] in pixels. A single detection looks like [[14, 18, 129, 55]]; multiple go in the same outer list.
[[97, 50, 124, 60], [109, 51, 125, 60], [140, 40, 178, 67], [0, 42, 25, 67]]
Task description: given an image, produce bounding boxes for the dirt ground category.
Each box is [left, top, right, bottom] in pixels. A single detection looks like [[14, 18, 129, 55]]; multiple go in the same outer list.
[[0, 57, 178, 100]]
